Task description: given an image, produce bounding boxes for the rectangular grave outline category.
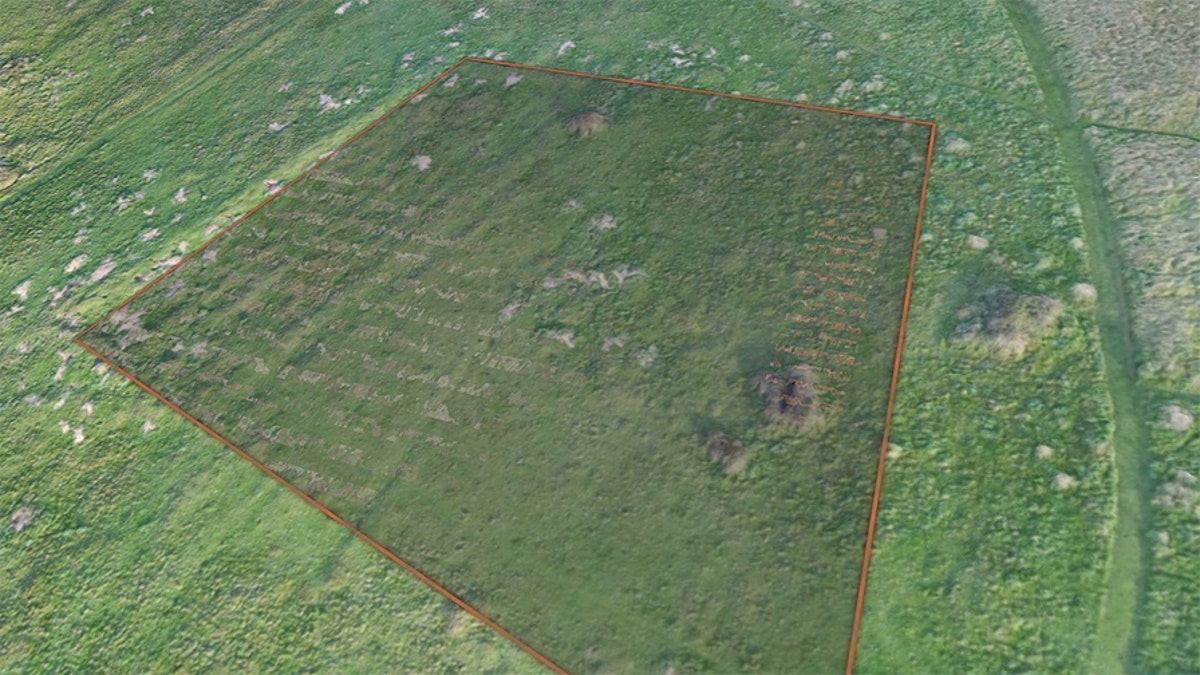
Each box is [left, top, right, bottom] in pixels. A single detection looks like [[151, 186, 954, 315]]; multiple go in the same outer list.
[[74, 56, 938, 674]]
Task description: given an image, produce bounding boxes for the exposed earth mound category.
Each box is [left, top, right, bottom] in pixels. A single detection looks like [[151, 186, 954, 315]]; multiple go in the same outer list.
[[565, 111, 608, 137], [704, 432, 749, 475], [752, 365, 822, 431], [0, 161, 18, 191], [951, 287, 1063, 358]]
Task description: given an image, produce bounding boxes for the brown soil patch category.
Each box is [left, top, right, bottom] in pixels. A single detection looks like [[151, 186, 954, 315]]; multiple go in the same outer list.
[[952, 287, 1063, 359], [752, 365, 823, 431], [565, 111, 608, 137]]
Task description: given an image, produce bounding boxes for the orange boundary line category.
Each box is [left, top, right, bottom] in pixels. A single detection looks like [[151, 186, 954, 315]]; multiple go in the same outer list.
[[71, 334, 568, 674], [76, 60, 465, 342], [843, 122, 938, 674], [463, 57, 937, 128], [73, 56, 938, 674]]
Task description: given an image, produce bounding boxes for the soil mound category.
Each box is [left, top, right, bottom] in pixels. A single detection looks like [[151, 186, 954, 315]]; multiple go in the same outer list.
[[704, 433, 749, 475], [752, 365, 822, 431], [565, 111, 608, 137], [951, 287, 1062, 358]]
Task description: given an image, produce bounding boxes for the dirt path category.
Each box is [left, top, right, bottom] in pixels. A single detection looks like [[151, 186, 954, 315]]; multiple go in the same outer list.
[[1002, 2, 1152, 672]]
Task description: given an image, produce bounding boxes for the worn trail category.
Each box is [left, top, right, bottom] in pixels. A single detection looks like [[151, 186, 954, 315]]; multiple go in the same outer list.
[[1002, 2, 1152, 672]]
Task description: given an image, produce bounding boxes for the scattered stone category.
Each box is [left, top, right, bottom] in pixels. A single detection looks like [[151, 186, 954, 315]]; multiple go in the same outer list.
[[1163, 405, 1194, 432], [72, 426, 85, 445], [12, 280, 30, 301], [545, 329, 576, 348], [173, 187, 187, 204], [319, 93, 341, 110], [705, 433, 749, 475], [1072, 282, 1097, 303], [601, 335, 625, 351], [268, 122, 287, 133], [1036, 444, 1054, 459], [411, 155, 432, 171], [498, 302, 523, 320], [1155, 470, 1198, 510], [590, 213, 617, 230], [636, 345, 658, 367], [63, 254, 88, 274], [1052, 473, 1078, 490], [966, 234, 989, 250], [89, 258, 117, 283], [943, 136, 971, 153], [142, 417, 156, 434], [557, 40, 576, 56], [1070, 237, 1085, 251], [263, 179, 282, 193], [140, 228, 161, 242]]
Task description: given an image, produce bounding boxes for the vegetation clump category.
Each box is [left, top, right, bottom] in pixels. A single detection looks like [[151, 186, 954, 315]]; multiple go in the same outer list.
[[951, 287, 1063, 358]]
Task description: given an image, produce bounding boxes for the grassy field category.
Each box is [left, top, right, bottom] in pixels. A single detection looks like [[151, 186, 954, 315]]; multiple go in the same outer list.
[[1, 0, 1195, 672], [77, 59, 932, 672]]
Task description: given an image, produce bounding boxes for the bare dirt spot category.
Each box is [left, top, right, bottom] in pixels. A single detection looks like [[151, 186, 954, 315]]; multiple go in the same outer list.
[[10, 507, 34, 532], [566, 111, 608, 137], [1163, 404, 1194, 432], [0, 166, 18, 192], [752, 365, 823, 431], [952, 288, 1063, 359], [705, 433, 749, 475]]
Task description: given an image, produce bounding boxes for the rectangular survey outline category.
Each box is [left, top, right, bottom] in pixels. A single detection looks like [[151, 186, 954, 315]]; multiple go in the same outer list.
[[75, 57, 937, 674]]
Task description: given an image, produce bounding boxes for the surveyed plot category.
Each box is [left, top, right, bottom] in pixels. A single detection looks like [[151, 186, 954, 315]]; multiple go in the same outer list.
[[77, 58, 935, 672]]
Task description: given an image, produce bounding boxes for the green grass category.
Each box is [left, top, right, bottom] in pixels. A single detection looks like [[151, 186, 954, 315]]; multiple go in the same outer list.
[[0, 0, 1191, 672], [77, 59, 932, 672]]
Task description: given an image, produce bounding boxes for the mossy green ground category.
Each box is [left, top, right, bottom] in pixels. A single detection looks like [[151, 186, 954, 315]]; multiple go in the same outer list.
[[2, 1, 1193, 672]]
